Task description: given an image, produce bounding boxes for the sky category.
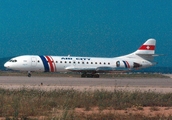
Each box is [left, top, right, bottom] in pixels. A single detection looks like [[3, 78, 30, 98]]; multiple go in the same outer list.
[[0, 0, 172, 67]]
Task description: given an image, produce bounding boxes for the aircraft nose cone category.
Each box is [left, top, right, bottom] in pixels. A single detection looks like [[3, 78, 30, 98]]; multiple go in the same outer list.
[[4, 62, 9, 68]]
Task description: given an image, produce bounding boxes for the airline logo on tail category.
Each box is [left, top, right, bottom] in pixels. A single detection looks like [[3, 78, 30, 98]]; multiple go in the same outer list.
[[139, 45, 155, 50]]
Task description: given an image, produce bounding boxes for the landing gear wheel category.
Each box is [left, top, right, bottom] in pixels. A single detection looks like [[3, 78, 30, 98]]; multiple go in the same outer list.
[[86, 74, 94, 78], [81, 74, 86, 78], [93, 74, 99, 78], [28, 73, 31, 77]]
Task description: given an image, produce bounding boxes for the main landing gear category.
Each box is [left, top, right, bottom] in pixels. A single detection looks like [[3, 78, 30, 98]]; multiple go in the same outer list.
[[81, 73, 100, 78], [28, 71, 31, 77]]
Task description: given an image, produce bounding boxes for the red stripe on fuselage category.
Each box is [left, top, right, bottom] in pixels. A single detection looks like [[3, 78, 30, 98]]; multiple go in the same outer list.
[[45, 56, 54, 72], [49, 56, 56, 72], [125, 61, 130, 68], [139, 45, 155, 50]]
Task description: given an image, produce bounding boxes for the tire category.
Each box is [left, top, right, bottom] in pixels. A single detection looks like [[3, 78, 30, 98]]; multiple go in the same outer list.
[[28, 73, 31, 77], [81, 74, 86, 78], [93, 74, 99, 78]]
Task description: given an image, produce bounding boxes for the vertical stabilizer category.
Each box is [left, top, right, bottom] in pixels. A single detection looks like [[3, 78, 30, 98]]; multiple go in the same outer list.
[[134, 38, 156, 55]]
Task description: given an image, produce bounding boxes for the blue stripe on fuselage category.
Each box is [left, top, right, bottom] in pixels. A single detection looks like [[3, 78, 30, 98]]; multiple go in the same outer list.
[[123, 61, 127, 68], [39, 55, 49, 72]]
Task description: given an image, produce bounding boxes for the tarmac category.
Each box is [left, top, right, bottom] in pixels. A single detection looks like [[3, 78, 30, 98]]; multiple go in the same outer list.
[[0, 76, 172, 93]]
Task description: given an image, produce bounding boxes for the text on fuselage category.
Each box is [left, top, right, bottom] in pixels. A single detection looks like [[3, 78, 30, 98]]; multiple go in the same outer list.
[[61, 57, 91, 61]]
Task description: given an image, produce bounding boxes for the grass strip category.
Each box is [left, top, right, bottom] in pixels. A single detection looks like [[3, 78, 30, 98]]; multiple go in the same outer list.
[[0, 88, 172, 119]]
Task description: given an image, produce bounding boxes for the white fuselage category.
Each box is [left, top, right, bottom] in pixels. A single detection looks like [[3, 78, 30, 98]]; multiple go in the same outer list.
[[4, 55, 153, 72]]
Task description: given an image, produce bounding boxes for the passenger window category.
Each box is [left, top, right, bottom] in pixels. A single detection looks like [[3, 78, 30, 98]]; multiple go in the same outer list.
[[82, 62, 84, 64], [108, 62, 110, 65], [95, 62, 97, 64], [56, 61, 58, 63], [99, 62, 101, 64], [91, 62, 93, 64], [60, 61, 62, 63], [104, 62, 106, 65]]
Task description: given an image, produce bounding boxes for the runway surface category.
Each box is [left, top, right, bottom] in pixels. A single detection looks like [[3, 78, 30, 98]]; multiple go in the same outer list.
[[0, 76, 172, 93]]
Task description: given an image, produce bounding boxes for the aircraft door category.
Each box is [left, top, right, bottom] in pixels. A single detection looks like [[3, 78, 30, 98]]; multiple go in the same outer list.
[[31, 57, 37, 66], [116, 61, 120, 67]]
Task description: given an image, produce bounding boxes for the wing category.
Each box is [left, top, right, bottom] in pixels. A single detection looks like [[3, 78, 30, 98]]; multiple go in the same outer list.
[[65, 66, 128, 73], [65, 66, 96, 73]]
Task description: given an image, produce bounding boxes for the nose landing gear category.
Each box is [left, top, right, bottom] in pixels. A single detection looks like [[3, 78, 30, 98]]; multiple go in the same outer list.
[[28, 71, 31, 77]]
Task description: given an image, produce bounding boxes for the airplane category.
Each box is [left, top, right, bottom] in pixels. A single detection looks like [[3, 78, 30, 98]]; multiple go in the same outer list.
[[4, 38, 158, 78]]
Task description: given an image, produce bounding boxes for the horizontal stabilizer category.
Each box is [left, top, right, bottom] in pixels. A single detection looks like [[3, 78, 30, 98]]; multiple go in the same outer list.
[[152, 54, 164, 56], [136, 54, 163, 57]]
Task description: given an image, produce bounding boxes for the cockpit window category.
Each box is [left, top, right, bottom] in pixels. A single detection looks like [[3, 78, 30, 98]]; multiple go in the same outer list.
[[9, 60, 17, 62]]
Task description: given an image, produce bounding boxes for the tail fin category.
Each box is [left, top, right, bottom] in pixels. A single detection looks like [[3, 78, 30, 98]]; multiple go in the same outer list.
[[134, 38, 156, 55], [118, 38, 158, 62], [134, 38, 156, 61]]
